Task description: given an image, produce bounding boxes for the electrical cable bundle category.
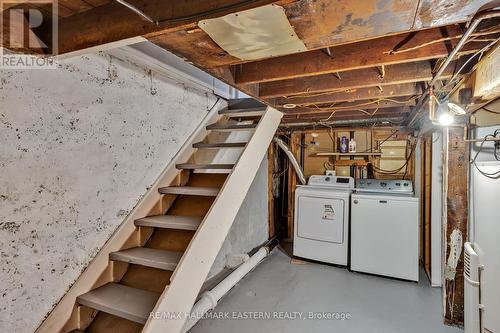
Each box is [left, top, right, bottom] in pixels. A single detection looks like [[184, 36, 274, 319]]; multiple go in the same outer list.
[[470, 129, 500, 179]]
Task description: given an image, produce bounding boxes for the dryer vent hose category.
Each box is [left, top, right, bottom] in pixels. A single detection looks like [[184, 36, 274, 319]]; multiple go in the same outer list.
[[273, 137, 307, 185]]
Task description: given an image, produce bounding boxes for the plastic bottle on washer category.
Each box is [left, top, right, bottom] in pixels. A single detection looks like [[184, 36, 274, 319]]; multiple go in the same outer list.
[[349, 138, 356, 153], [340, 136, 348, 153]]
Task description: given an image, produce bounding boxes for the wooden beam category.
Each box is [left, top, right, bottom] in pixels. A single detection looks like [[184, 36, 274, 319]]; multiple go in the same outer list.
[[282, 107, 410, 122], [277, 97, 416, 114], [40, 0, 281, 55], [259, 61, 455, 99], [443, 127, 469, 326], [234, 25, 490, 84], [271, 83, 422, 106]]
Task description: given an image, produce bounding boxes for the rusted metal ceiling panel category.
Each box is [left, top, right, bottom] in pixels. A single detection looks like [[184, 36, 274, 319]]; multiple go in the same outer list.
[[285, 0, 418, 49]]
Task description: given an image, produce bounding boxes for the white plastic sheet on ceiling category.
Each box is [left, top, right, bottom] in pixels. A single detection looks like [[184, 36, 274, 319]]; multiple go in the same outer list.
[[198, 4, 307, 61]]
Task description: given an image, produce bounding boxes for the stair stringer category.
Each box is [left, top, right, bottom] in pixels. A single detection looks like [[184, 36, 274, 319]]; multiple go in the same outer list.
[[34, 100, 225, 333], [142, 106, 283, 333]]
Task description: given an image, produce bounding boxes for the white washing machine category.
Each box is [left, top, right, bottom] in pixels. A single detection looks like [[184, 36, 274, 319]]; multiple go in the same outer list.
[[351, 179, 419, 281], [293, 175, 354, 266]]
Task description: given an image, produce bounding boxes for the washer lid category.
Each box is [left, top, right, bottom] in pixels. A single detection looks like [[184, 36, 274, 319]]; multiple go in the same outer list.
[[356, 178, 413, 194]]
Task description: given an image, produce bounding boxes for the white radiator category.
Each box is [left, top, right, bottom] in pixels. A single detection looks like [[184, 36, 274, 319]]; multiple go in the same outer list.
[[464, 242, 483, 333]]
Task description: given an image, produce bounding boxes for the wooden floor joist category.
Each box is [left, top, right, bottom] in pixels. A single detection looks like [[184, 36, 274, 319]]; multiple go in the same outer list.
[[272, 83, 422, 107], [282, 109, 410, 123], [259, 61, 455, 99], [40, 0, 282, 55], [280, 98, 415, 114], [234, 25, 489, 84]]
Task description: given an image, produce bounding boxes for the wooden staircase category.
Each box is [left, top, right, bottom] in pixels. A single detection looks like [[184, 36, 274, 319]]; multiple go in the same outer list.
[[44, 103, 281, 333]]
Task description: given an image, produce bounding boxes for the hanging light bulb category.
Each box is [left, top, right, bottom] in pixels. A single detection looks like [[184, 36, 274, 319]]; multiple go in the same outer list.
[[309, 132, 320, 152], [438, 112, 454, 126]]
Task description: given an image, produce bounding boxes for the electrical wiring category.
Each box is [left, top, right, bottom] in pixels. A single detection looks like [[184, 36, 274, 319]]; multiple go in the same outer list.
[[282, 89, 346, 100], [384, 27, 500, 55], [481, 106, 500, 114], [354, 129, 399, 153], [371, 140, 416, 176], [319, 111, 337, 122], [473, 161, 500, 179], [470, 130, 500, 178], [437, 37, 500, 95], [293, 97, 418, 111]]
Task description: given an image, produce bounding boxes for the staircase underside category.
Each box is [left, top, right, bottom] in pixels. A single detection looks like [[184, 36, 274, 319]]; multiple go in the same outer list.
[[85, 173, 227, 333], [42, 104, 281, 333]]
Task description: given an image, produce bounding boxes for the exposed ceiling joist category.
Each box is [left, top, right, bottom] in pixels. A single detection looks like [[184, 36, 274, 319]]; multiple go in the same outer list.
[[272, 83, 422, 106], [42, 0, 282, 55], [280, 97, 416, 115], [281, 107, 410, 122], [234, 25, 497, 84], [259, 61, 455, 98]]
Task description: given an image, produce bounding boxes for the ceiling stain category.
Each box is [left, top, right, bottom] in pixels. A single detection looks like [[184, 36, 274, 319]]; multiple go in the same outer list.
[[414, 0, 491, 28]]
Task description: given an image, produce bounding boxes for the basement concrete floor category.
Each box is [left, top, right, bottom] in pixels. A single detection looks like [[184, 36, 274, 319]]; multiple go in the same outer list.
[[190, 247, 463, 333]]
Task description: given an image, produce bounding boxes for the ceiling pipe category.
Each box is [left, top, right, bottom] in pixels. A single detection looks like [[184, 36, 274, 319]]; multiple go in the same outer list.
[[407, 3, 500, 127]]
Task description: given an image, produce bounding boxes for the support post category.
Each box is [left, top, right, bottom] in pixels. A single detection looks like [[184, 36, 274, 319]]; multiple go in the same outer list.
[[443, 127, 469, 326]]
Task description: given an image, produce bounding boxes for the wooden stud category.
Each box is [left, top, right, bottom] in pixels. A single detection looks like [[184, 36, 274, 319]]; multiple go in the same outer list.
[[286, 132, 301, 240]]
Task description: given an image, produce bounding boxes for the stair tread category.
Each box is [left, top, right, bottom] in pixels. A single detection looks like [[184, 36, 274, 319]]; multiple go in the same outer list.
[[176, 163, 235, 170], [110, 247, 183, 271], [206, 123, 257, 131], [76, 283, 160, 324], [135, 215, 202, 230], [219, 107, 266, 117], [193, 142, 247, 149], [158, 186, 219, 196]]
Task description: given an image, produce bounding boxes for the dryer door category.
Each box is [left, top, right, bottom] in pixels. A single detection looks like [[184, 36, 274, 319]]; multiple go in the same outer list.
[[297, 195, 344, 243]]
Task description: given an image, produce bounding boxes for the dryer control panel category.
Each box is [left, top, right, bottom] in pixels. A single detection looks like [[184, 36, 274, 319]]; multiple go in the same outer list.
[[307, 175, 354, 189]]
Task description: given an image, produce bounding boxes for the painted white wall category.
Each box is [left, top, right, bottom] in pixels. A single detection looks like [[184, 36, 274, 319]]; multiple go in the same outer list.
[[469, 125, 500, 332], [431, 131, 443, 287], [209, 157, 269, 278], [0, 51, 268, 333]]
